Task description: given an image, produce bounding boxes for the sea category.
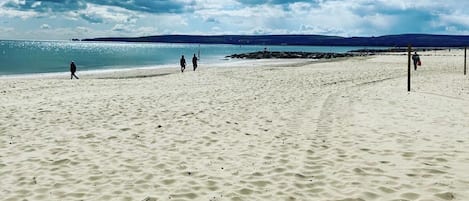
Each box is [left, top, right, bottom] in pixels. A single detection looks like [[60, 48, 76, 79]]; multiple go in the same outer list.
[[0, 40, 376, 76]]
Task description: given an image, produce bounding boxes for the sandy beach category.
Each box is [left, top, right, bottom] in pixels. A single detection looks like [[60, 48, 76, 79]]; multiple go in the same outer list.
[[1, 50, 469, 201]]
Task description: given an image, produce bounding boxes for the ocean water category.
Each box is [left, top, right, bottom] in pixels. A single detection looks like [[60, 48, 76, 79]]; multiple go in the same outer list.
[[0, 40, 372, 76]]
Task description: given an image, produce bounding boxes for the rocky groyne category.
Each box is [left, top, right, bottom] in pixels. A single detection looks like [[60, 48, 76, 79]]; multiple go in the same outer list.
[[226, 51, 369, 59]]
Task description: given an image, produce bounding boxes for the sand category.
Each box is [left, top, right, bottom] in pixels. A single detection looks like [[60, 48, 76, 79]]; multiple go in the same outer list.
[[1, 50, 468, 201]]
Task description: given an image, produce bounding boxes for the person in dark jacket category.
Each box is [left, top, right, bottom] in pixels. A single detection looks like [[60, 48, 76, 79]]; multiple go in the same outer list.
[[192, 54, 198, 71], [70, 61, 79, 79], [411, 52, 420, 71], [180, 55, 186, 73]]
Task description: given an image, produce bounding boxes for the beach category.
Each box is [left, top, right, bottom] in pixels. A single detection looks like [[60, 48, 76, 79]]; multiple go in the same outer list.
[[1, 50, 469, 201]]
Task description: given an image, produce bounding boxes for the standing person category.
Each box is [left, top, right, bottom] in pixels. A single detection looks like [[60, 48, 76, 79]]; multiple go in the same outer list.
[[180, 55, 186, 73], [192, 54, 198, 71], [70, 61, 79, 79], [411, 52, 420, 71]]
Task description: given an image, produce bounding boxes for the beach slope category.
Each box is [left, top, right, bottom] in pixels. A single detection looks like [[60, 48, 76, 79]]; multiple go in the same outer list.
[[1, 50, 468, 201]]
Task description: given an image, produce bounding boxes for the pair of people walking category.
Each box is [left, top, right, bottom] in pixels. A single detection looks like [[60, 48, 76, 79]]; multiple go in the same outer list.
[[180, 54, 198, 73], [69, 54, 198, 79]]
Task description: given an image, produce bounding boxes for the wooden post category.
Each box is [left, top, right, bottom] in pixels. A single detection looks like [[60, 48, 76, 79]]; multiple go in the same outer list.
[[408, 45, 412, 92], [465, 46, 467, 75]]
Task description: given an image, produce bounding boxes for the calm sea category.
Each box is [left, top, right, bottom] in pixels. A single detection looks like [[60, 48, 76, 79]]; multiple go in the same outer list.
[[0, 40, 372, 76]]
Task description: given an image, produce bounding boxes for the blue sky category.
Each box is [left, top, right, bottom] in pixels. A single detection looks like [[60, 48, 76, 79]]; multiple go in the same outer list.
[[1, 0, 469, 40]]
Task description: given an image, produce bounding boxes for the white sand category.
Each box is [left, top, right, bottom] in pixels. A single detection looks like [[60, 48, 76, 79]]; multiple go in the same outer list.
[[1, 50, 468, 201]]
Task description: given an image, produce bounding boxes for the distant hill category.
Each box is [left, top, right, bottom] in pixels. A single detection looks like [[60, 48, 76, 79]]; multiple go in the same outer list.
[[82, 34, 469, 47]]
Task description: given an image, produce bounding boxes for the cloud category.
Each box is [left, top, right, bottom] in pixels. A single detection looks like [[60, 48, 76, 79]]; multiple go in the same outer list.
[[298, 24, 347, 36], [1, 0, 192, 14], [0, 26, 14, 32], [0, 6, 40, 19], [438, 12, 469, 27], [107, 0, 190, 13], [112, 24, 130, 32], [77, 3, 140, 24], [3, 0, 469, 40], [236, 0, 314, 6], [79, 13, 104, 24], [3, 0, 86, 13], [204, 17, 220, 24], [40, 23, 50, 29]]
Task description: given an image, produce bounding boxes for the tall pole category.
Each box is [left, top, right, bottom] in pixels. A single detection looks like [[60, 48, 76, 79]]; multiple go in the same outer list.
[[408, 45, 412, 92], [465, 46, 467, 75], [198, 44, 201, 61]]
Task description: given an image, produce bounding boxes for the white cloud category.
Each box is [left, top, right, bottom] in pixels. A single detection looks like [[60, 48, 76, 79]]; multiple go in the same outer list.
[[192, 0, 240, 10], [287, 2, 313, 14], [110, 24, 158, 36], [76, 26, 91, 33], [31, 1, 41, 8], [143, 14, 188, 30], [3, 0, 469, 39], [298, 24, 347, 36], [135, 26, 158, 36], [112, 24, 130, 32], [0, 8, 39, 19], [0, 26, 14, 33], [249, 27, 289, 35], [438, 12, 469, 27], [40, 24, 50, 29], [78, 3, 140, 24]]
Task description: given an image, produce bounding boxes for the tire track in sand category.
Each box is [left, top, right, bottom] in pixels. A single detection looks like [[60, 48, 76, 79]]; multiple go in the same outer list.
[[293, 76, 403, 199]]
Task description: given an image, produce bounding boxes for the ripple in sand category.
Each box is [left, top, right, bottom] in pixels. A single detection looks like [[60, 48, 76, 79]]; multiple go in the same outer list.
[[171, 192, 198, 199], [273, 167, 286, 173], [33, 194, 48, 200], [435, 192, 455, 200], [88, 175, 101, 181], [336, 198, 365, 201], [66, 192, 86, 198], [142, 197, 157, 201], [250, 180, 271, 187], [239, 188, 254, 195], [52, 158, 71, 165], [401, 192, 420, 200], [307, 188, 324, 193], [207, 185, 219, 191], [402, 152, 416, 158], [377, 186, 395, 193], [78, 133, 96, 139], [362, 191, 379, 199], [120, 127, 131, 132], [162, 179, 176, 185]]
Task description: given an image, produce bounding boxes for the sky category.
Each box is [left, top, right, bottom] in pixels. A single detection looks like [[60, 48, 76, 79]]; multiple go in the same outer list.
[[1, 0, 469, 40]]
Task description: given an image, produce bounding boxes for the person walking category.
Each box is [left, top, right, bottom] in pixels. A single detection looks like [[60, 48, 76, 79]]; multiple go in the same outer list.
[[70, 61, 79, 79], [180, 55, 186, 73], [411, 52, 421, 71], [192, 54, 198, 71]]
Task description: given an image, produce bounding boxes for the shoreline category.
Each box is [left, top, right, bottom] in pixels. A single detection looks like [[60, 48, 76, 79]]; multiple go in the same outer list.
[[0, 64, 176, 79], [0, 58, 323, 80]]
